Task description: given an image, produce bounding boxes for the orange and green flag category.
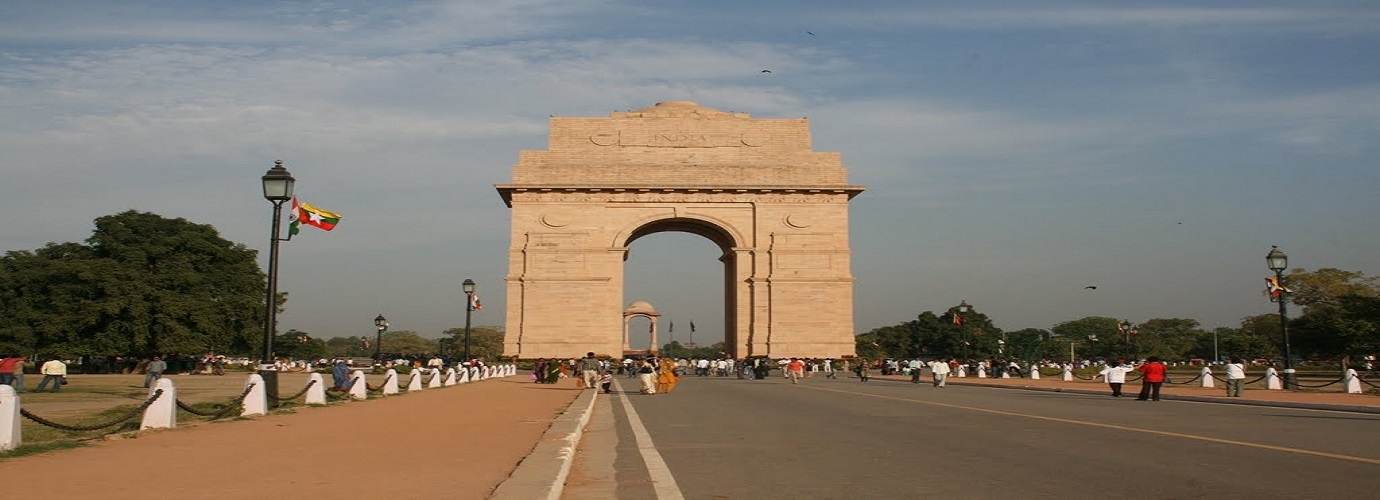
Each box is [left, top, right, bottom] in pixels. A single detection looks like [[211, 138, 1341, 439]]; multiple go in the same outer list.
[[299, 201, 342, 231]]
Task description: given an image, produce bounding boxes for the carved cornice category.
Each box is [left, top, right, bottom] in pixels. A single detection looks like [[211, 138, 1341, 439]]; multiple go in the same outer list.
[[496, 185, 865, 207]]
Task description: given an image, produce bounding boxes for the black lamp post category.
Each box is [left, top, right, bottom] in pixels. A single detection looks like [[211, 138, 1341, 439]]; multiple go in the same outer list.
[[462, 279, 476, 363], [260, 160, 295, 366], [374, 314, 388, 360], [1266, 245, 1297, 389], [955, 300, 971, 360], [1119, 320, 1137, 361]]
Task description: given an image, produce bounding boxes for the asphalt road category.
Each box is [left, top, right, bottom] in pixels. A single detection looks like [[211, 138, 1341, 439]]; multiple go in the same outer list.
[[564, 373, 1380, 499]]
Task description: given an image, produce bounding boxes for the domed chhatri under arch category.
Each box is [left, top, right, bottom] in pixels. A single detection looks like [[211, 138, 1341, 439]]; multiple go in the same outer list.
[[496, 101, 865, 360]]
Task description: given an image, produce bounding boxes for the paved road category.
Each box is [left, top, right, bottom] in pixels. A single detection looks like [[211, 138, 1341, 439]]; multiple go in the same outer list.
[[564, 374, 1380, 499]]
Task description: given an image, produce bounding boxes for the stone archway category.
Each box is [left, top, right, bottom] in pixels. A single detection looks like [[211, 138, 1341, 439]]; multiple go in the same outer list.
[[621, 300, 661, 356], [497, 101, 864, 360]]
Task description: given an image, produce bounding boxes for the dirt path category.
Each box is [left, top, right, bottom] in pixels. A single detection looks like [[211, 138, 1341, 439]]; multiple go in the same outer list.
[[2, 377, 581, 499]]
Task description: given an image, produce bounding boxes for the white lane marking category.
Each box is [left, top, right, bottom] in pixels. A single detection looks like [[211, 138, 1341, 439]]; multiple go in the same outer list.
[[614, 379, 685, 500]]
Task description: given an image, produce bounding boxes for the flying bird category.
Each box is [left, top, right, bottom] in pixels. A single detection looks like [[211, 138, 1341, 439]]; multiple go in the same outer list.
[[761, 69, 772, 73], [806, 31, 816, 36], [1084, 285, 1098, 290]]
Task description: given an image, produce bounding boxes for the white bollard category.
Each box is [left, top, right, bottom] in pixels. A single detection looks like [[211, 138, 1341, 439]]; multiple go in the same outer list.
[[1030, 367, 1041, 380], [1266, 367, 1282, 390], [1200, 367, 1215, 388], [1345, 369, 1363, 394], [469, 366, 480, 381], [977, 366, 987, 378], [140, 378, 177, 430], [444, 368, 457, 386], [1001, 369, 1011, 379], [458, 368, 471, 384], [427, 369, 443, 388], [407, 369, 424, 391], [1062, 366, 1073, 382], [1, 385, 20, 451], [383, 369, 400, 395], [956, 365, 967, 378], [305, 373, 327, 405], [349, 370, 368, 400], [242, 374, 267, 416]]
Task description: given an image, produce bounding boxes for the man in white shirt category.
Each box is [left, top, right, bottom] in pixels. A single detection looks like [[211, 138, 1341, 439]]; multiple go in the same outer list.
[[1224, 357, 1247, 397], [929, 358, 952, 387], [1097, 360, 1135, 397], [36, 358, 67, 392]]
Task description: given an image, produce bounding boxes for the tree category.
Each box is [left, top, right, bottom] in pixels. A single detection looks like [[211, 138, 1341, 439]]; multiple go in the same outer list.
[[1049, 317, 1121, 361], [1290, 295, 1380, 365], [0, 211, 266, 359], [441, 326, 505, 361], [1285, 268, 1379, 310]]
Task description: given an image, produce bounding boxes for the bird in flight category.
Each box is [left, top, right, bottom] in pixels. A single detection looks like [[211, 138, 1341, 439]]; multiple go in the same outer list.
[[807, 31, 816, 36], [1084, 285, 1098, 290], [761, 69, 772, 73]]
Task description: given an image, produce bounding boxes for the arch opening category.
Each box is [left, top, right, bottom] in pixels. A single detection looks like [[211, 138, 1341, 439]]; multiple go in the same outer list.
[[622, 218, 737, 358]]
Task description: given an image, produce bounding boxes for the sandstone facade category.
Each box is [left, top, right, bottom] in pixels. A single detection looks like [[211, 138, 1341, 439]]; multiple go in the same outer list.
[[496, 101, 864, 360]]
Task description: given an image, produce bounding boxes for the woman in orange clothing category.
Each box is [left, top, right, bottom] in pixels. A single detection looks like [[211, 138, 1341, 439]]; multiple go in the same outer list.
[[656, 357, 679, 394]]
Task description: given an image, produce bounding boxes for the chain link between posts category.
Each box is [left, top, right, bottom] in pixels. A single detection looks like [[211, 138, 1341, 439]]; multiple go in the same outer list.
[[266, 379, 317, 403], [366, 373, 395, 393], [176, 383, 257, 418], [20, 389, 164, 432]]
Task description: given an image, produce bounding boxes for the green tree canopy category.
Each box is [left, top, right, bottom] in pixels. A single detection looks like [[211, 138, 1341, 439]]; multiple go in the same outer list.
[[0, 211, 266, 358]]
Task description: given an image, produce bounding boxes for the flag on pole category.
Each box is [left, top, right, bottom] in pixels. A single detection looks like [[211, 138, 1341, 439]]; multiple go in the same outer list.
[[952, 313, 964, 326], [299, 201, 342, 231], [690, 321, 696, 332], [1264, 276, 1292, 298], [469, 292, 482, 311], [288, 197, 301, 235], [669, 321, 674, 333]]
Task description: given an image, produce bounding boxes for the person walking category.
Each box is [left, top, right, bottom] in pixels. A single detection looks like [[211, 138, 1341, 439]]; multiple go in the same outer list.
[[857, 358, 871, 383], [1135, 356, 1168, 401], [9, 355, 26, 392], [143, 356, 168, 388], [930, 358, 951, 387], [579, 352, 601, 390], [36, 357, 67, 393], [637, 359, 657, 394], [1097, 360, 1135, 397], [0, 355, 16, 388], [599, 371, 613, 394], [1224, 357, 1247, 397], [786, 358, 806, 384], [656, 358, 680, 394]]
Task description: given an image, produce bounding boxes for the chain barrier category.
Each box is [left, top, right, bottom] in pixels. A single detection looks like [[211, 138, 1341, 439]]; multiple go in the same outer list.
[[1071, 373, 1096, 381], [1165, 373, 1203, 385], [267, 379, 317, 403], [1290, 376, 1344, 389], [1358, 377, 1380, 389], [324, 376, 361, 400], [176, 383, 256, 419], [1126, 373, 1143, 382], [366, 373, 395, 393], [20, 389, 164, 432]]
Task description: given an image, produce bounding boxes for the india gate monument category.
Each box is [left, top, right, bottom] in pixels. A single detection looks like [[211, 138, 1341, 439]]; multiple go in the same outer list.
[[496, 101, 864, 360]]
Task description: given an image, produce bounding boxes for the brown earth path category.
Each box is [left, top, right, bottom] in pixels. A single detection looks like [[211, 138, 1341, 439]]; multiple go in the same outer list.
[[1, 376, 581, 499]]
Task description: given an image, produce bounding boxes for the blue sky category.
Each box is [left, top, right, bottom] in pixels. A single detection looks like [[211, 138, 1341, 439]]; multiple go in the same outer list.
[[2, 1, 1377, 350]]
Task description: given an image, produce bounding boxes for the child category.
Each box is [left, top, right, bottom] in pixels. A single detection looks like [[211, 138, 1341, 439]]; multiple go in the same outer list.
[[599, 371, 613, 394]]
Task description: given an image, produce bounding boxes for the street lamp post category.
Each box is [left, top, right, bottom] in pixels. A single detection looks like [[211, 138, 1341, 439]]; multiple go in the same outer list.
[[260, 160, 295, 367], [1266, 246, 1297, 389], [373, 314, 388, 360], [462, 279, 476, 363], [1119, 320, 1137, 361], [955, 300, 971, 360]]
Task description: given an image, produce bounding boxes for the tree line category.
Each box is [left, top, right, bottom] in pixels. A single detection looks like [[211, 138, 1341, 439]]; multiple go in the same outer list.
[[0, 211, 501, 362], [854, 268, 1379, 368]]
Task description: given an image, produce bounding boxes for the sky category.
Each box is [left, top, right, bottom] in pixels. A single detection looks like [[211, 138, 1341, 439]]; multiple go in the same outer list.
[[2, 1, 1378, 350]]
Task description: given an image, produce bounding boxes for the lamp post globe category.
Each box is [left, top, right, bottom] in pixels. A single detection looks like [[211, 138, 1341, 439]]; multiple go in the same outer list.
[[462, 279, 476, 363], [374, 314, 388, 360], [1265, 246, 1296, 389]]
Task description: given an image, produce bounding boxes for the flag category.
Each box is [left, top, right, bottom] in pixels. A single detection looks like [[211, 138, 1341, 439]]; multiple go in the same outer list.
[[469, 292, 482, 311], [669, 321, 674, 333], [690, 321, 696, 332], [299, 201, 341, 231], [288, 197, 301, 235], [952, 313, 964, 326], [649, 321, 654, 334], [1265, 276, 1292, 298]]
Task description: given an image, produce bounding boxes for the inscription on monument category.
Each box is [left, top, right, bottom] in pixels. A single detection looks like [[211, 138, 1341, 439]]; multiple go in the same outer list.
[[589, 131, 763, 148]]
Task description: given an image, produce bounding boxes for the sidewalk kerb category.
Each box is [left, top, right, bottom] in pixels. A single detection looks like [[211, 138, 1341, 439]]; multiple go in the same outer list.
[[491, 388, 598, 499]]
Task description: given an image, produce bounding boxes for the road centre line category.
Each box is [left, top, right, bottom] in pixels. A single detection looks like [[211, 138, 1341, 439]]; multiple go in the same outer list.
[[806, 385, 1380, 466], [613, 379, 686, 500]]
